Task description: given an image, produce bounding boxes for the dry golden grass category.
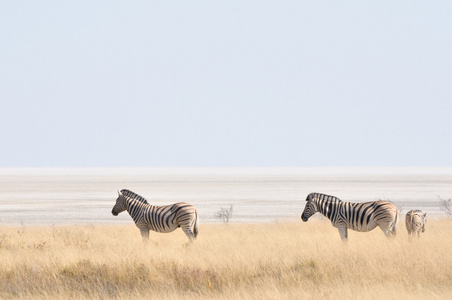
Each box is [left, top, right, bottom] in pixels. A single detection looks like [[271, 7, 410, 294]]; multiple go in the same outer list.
[[1, 219, 452, 299]]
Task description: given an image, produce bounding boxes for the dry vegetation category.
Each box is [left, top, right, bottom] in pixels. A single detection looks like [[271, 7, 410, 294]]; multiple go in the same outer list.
[[1, 220, 452, 299]]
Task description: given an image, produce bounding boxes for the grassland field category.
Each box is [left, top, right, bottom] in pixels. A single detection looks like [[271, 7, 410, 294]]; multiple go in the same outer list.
[[1, 219, 452, 299]]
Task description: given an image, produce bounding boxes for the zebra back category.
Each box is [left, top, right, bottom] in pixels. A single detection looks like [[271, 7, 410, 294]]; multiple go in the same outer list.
[[121, 189, 149, 204]]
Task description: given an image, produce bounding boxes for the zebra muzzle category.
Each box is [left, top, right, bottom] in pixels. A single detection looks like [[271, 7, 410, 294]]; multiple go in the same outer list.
[[112, 209, 118, 216]]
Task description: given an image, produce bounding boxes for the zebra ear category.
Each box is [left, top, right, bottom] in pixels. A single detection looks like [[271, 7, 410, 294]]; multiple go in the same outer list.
[[424, 213, 427, 218], [118, 190, 122, 196]]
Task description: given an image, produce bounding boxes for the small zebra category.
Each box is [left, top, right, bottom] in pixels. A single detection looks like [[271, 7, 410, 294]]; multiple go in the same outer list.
[[405, 210, 427, 238], [301, 192, 399, 241], [111, 189, 199, 243]]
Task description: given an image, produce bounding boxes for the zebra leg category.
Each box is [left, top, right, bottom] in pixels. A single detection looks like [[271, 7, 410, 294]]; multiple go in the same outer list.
[[181, 226, 195, 243], [380, 223, 397, 238], [139, 227, 150, 242], [337, 227, 348, 242]]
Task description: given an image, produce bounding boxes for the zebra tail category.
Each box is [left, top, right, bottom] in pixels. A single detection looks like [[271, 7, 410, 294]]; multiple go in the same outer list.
[[193, 210, 199, 239]]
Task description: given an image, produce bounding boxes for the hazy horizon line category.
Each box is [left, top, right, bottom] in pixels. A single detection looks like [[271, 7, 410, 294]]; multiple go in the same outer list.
[[1, 166, 452, 176]]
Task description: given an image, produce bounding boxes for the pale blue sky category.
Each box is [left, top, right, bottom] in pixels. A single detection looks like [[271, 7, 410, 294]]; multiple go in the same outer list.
[[1, 1, 451, 167]]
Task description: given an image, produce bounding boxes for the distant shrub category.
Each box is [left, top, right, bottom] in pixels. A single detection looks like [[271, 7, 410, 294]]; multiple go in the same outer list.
[[438, 196, 452, 218], [215, 205, 233, 225]]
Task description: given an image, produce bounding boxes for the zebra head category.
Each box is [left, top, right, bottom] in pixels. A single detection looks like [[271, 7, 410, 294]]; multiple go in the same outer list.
[[112, 190, 127, 216], [422, 213, 427, 232], [301, 193, 318, 222]]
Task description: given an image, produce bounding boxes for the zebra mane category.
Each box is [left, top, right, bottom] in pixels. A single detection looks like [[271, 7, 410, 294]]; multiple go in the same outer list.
[[309, 193, 343, 203], [121, 189, 149, 204]]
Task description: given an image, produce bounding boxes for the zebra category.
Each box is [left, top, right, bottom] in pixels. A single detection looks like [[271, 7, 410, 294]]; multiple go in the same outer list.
[[301, 192, 399, 241], [405, 210, 427, 238], [111, 189, 199, 243]]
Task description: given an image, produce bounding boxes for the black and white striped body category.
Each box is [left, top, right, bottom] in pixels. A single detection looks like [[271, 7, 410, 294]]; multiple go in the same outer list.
[[112, 189, 199, 242], [405, 210, 426, 238], [301, 193, 399, 241]]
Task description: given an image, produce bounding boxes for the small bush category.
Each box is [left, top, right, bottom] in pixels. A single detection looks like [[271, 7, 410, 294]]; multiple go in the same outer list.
[[438, 196, 452, 218], [215, 205, 233, 225]]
